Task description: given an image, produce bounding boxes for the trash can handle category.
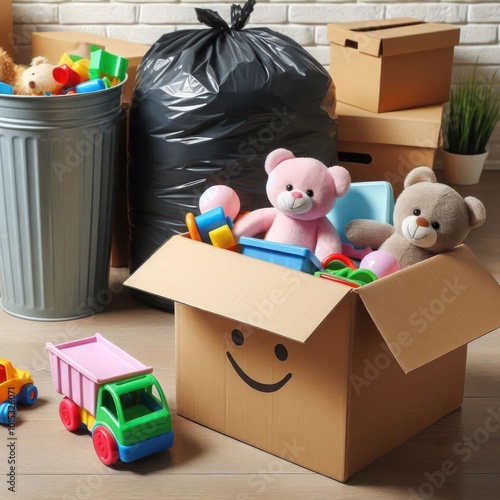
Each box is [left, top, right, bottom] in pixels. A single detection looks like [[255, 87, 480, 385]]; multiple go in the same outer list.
[[195, 0, 256, 32]]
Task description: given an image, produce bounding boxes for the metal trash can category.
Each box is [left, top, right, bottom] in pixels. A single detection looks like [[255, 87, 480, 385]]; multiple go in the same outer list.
[[0, 83, 124, 321]]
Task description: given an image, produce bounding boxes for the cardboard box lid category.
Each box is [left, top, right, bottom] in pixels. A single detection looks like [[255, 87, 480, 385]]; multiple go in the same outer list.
[[356, 245, 500, 373], [125, 235, 352, 343], [328, 18, 460, 58], [126, 237, 500, 373], [337, 101, 443, 148]]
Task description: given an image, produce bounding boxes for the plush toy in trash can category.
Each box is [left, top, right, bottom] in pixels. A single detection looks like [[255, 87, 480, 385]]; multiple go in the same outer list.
[[0, 48, 26, 95], [232, 148, 351, 261], [344, 166, 486, 270], [21, 56, 61, 96]]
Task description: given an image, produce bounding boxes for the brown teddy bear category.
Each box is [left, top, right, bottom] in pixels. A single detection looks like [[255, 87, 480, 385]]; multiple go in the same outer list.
[[345, 166, 486, 269], [0, 48, 26, 95]]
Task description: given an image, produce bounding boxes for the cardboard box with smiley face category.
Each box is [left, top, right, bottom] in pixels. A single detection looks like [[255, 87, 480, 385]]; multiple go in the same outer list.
[[125, 235, 500, 482]]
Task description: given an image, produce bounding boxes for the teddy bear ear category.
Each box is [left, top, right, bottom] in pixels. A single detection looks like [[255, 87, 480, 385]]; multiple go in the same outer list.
[[465, 196, 486, 228], [403, 166, 437, 189], [264, 148, 296, 174], [31, 56, 48, 66], [328, 165, 351, 197]]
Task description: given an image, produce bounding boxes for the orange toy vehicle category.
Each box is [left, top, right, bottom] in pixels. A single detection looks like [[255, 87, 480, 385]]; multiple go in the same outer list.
[[0, 358, 38, 424]]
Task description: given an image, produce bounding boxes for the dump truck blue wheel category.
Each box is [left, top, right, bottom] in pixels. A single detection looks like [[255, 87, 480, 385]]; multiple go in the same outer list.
[[20, 383, 38, 405], [93, 425, 119, 466], [0, 401, 16, 425], [59, 398, 81, 431]]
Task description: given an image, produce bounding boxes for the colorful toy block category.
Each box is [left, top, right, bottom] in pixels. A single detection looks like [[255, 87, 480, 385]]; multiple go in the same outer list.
[[89, 49, 129, 82]]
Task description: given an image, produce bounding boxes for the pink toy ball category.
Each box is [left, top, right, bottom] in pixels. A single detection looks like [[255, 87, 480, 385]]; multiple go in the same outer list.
[[360, 250, 401, 279], [199, 185, 241, 220]]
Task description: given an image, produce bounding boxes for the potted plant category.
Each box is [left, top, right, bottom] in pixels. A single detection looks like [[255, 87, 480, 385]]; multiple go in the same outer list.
[[442, 69, 500, 185]]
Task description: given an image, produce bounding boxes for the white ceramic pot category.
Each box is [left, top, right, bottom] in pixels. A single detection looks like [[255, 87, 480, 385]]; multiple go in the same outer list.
[[441, 149, 488, 185]]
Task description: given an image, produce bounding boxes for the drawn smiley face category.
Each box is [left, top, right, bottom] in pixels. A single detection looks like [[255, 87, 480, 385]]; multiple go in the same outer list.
[[226, 329, 292, 393]]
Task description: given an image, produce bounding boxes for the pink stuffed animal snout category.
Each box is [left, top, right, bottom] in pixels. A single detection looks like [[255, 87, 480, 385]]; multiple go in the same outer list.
[[291, 191, 302, 199]]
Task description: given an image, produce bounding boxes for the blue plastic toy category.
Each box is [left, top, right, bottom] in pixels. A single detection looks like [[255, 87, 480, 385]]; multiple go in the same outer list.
[[186, 185, 241, 249], [0, 82, 13, 95], [186, 207, 236, 249], [239, 236, 322, 274], [76, 79, 106, 94], [327, 181, 394, 259], [316, 182, 398, 286]]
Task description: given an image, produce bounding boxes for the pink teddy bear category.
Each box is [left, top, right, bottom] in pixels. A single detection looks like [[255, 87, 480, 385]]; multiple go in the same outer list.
[[232, 148, 351, 261]]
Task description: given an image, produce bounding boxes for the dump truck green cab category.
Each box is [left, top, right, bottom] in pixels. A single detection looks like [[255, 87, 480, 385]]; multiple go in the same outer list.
[[96, 373, 173, 447]]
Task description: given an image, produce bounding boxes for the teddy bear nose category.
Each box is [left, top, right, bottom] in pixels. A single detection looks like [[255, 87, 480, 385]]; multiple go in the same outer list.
[[416, 216, 429, 227], [29, 81, 36, 89], [291, 191, 302, 199]]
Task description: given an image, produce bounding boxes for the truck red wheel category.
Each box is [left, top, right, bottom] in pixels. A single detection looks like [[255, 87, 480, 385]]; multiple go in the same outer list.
[[59, 397, 81, 431], [93, 426, 119, 466]]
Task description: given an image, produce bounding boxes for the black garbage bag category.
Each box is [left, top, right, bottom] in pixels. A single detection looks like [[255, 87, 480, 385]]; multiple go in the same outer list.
[[128, 0, 338, 310]]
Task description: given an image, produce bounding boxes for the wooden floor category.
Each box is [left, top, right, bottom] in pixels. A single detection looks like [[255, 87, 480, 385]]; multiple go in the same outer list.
[[2, 170, 500, 500]]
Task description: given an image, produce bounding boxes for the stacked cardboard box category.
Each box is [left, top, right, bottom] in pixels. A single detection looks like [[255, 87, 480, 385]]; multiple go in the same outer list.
[[328, 18, 460, 196], [31, 31, 151, 267], [335, 102, 443, 197]]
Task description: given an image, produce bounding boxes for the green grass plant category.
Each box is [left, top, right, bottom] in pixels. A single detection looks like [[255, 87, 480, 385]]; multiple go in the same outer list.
[[444, 70, 500, 155]]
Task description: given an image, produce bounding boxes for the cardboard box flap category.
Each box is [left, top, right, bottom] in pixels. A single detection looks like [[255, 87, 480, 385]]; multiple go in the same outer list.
[[356, 245, 500, 373], [125, 235, 352, 343], [328, 18, 459, 58], [328, 18, 420, 57], [336, 102, 443, 148], [379, 22, 460, 58]]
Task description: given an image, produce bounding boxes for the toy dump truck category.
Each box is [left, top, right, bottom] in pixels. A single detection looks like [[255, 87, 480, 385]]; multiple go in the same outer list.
[[46, 333, 174, 465], [0, 359, 38, 424]]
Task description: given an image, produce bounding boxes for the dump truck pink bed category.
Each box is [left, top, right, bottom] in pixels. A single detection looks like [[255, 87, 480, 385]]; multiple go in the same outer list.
[[46, 333, 152, 414]]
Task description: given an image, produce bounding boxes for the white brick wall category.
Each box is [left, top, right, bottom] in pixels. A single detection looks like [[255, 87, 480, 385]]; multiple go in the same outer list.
[[10, 1, 499, 69], [13, 0, 500, 66], [8, 0, 500, 167]]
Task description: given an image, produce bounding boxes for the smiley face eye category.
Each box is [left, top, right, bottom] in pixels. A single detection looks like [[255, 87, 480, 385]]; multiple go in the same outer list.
[[286, 184, 293, 191], [231, 329, 244, 346], [274, 344, 288, 361], [413, 209, 421, 216], [431, 221, 440, 230]]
